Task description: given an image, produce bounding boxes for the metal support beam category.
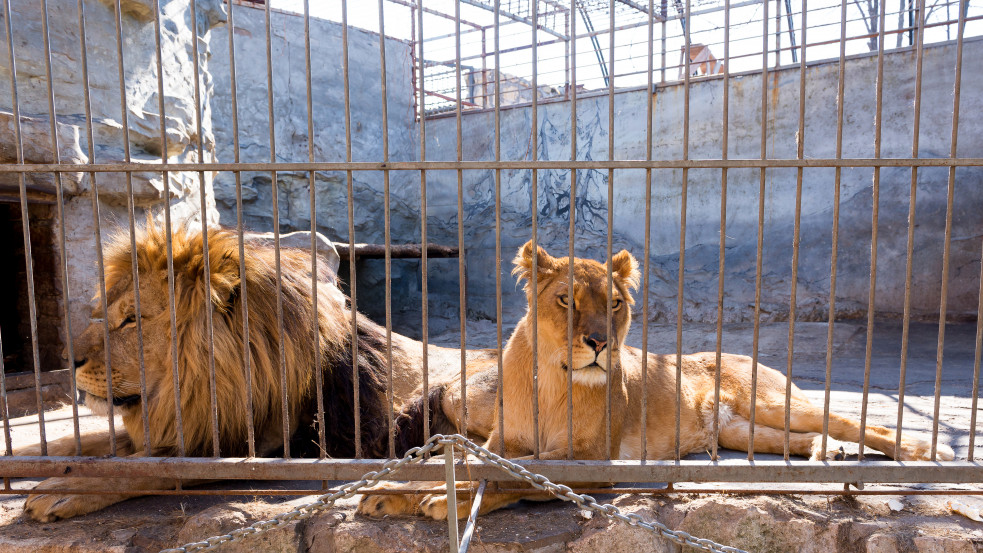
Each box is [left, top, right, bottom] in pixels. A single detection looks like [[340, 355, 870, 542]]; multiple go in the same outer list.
[[459, 0, 569, 39], [458, 480, 487, 553]]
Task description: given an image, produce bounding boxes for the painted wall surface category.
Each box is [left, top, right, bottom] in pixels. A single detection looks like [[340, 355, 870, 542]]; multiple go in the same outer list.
[[422, 38, 983, 328]]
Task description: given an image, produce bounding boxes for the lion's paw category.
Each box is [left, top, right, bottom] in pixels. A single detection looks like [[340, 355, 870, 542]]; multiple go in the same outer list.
[[24, 493, 93, 522], [809, 436, 846, 461], [420, 494, 471, 521], [357, 490, 422, 518], [898, 439, 955, 461]]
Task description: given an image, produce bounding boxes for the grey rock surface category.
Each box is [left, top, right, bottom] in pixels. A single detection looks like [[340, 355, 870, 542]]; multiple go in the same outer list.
[[0, 0, 225, 340]]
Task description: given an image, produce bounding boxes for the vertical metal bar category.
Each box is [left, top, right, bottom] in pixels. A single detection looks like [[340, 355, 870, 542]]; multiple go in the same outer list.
[[445, 442, 459, 550], [457, 480, 487, 553], [74, 0, 117, 454], [530, 0, 540, 460], [783, 0, 807, 461], [859, 0, 888, 461], [377, 0, 395, 459], [660, 0, 667, 82], [563, 10, 569, 100], [39, 0, 81, 455], [494, 0, 505, 456], [303, 0, 326, 458], [933, 0, 966, 461], [150, 0, 186, 458], [674, 0, 692, 462], [2, 0, 46, 455], [481, 29, 487, 108], [110, 0, 152, 456], [562, 0, 575, 459], [822, 0, 849, 458], [775, 0, 782, 67], [711, 0, 731, 462], [641, 0, 654, 464], [455, 0, 469, 450], [185, 0, 220, 457], [605, 0, 616, 461], [748, 0, 770, 460], [896, 0, 927, 457], [0, 331, 9, 454], [262, 0, 290, 459], [225, 0, 254, 458], [970, 238, 983, 461], [418, 0, 431, 449], [340, 0, 361, 459]]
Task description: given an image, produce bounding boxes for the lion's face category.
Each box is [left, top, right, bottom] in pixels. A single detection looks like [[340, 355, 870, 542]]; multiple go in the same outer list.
[[512, 241, 640, 386], [73, 271, 173, 416]]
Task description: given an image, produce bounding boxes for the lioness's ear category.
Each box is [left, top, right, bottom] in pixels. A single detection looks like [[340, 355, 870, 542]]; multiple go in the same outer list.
[[511, 240, 557, 287], [611, 249, 640, 291]]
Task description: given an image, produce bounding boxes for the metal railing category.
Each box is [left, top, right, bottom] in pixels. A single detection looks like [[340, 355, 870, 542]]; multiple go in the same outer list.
[[0, 0, 979, 530]]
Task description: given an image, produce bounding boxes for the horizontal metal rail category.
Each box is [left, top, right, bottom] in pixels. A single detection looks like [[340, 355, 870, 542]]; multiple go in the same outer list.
[[0, 158, 980, 174], [2, 456, 980, 483]]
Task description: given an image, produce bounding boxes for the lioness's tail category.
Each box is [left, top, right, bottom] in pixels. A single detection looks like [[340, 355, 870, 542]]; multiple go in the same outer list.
[[394, 385, 456, 457]]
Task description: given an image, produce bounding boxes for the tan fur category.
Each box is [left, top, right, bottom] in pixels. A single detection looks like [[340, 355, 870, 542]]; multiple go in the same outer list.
[[21, 221, 414, 522], [359, 241, 956, 520]]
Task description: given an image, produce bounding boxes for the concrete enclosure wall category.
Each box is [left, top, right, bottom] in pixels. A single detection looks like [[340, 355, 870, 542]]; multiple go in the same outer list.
[[206, 12, 982, 335]]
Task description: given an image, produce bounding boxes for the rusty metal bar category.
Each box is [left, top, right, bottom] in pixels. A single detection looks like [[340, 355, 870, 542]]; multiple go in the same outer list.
[[418, 0, 431, 449], [2, 0, 46, 456], [455, 0, 469, 452], [341, 0, 361, 459], [605, 0, 616, 461], [971, 236, 983, 461], [458, 479, 487, 553], [674, 0, 692, 462], [1, 456, 980, 483], [74, 0, 117, 454], [263, 0, 290, 460], [859, 0, 888, 461], [566, 0, 577, 461], [711, 0, 731, 462], [1, 158, 980, 173], [377, 0, 396, 459], [187, 0, 220, 458], [748, 0, 770, 460], [896, 0, 928, 458], [494, 0, 504, 456], [225, 0, 255, 459], [933, 0, 966, 461], [445, 443, 459, 552], [0, 333, 9, 454], [821, 0, 849, 459], [39, 0, 81, 455], [783, 0, 808, 460], [640, 0, 653, 463], [303, 0, 327, 458], [530, 0, 540, 460]]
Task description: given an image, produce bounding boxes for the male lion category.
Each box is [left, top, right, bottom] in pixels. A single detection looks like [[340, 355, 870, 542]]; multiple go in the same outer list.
[[19, 222, 467, 522], [359, 241, 956, 520]]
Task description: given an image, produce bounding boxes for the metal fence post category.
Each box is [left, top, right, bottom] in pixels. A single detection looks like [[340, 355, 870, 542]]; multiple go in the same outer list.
[[445, 441, 459, 552]]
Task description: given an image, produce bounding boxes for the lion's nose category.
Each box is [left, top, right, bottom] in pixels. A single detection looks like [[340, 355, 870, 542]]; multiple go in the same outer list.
[[583, 333, 607, 352]]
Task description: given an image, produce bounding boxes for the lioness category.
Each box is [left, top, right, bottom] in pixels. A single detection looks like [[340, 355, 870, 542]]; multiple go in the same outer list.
[[360, 241, 956, 520]]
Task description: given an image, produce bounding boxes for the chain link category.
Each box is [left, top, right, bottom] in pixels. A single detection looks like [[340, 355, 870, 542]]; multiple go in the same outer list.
[[160, 434, 748, 553]]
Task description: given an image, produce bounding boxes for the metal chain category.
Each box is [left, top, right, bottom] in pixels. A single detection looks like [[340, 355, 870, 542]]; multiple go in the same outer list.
[[160, 434, 749, 553]]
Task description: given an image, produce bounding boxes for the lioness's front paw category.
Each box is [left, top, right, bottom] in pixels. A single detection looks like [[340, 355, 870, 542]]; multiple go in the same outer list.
[[420, 494, 471, 520], [357, 492, 421, 518], [810, 436, 846, 461], [24, 493, 92, 522], [899, 439, 955, 461]]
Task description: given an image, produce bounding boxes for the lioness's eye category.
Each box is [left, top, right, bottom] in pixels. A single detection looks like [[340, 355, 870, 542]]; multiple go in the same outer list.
[[612, 299, 624, 311], [557, 295, 570, 308], [119, 314, 136, 329]]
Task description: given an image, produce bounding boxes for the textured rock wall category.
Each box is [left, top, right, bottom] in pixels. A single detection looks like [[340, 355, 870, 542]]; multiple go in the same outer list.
[[423, 39, 983, 326], [0, 0, 225, 353], [208, 6, 438, 333]]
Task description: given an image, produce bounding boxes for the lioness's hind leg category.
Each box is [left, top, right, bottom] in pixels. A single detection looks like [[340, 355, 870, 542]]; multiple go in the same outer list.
[[717, 415, 845, 460]]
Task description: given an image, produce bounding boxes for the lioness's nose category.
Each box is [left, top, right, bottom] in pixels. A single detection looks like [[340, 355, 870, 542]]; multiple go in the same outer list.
[[583, 333, 607, 352]]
